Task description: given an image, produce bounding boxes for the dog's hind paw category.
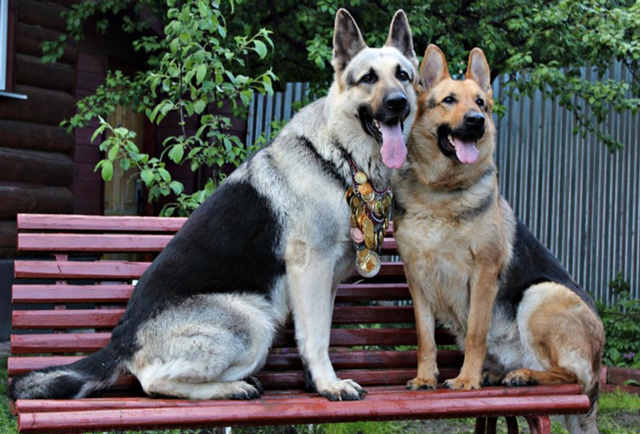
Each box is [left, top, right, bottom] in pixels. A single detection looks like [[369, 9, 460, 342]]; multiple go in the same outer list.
[[502, 369, 538, 387], [318, 379, 366, 401], [244, 376, 264, 395], [406, 377, 437, 390], [228, 381, 262, 400], [482, 370, 505, 387]]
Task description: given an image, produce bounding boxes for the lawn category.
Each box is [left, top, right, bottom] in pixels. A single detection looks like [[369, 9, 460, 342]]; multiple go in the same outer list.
[[2, 356, 639, 434]]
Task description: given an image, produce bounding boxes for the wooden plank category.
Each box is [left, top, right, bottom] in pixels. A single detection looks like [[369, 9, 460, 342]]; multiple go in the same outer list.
[[8, 351, 466, 376], [0, 85, 75, 126], [0, 148, 73, 186], [15, 395, 591, 433], [11, 328, 455, 353], [12, 284, 134, 303], [16, 232, 397, 255], [0, 187, 73, 220], [14, 22, 77, 64], [14, 260, 149, 279], [14, 260, 404, 280], [11, 283, 409, 303], [0, 119, 74, 153], [11, 306, 415, 329], [14, 54, 75, 92], [13, 384, 584, 414], [17, 214, 187, 232], [335, 283, 409, 301], [18, 233, 173, 252]]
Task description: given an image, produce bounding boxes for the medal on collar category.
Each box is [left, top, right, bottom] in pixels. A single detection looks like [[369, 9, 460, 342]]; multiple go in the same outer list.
[[345, 158, 392, 278]]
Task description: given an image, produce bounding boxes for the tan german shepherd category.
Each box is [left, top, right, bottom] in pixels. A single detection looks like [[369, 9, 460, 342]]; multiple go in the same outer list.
[[393, 45, 604, 433]]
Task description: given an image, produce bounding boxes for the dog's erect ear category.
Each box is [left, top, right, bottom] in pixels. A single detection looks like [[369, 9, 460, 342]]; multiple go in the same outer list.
[[332, 9, 366, 72], [385, 10, 416, 62], [466, 48, 492, 97], [420, 44, 450, 91]]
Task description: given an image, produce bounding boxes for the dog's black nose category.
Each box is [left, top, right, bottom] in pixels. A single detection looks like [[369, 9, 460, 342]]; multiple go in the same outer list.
[[465, 112, 485, 127], [385, 93, 408, 111]]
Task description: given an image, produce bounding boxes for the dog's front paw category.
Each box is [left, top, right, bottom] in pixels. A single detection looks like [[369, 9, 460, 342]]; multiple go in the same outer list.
[[443, 375, 481, 390], [406, 376, 437, 390], [503, 369, 538, 387], [318, 379, 366, 401]]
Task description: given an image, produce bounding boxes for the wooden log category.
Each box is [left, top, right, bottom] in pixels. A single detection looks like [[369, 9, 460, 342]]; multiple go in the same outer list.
[[15, 22, 77, 65], [0, 148, 73, 186], [0, 221, 17, 250], [18, 0, 69, 32], [0, 186, 73, 220], [0, 85, 75, 126], [15, 396, 591, 434], [14, 54, 75, 92], [0, 120, 74, 153]]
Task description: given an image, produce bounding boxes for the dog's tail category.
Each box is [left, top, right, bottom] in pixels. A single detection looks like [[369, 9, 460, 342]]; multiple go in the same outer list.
[[9, 342, 126, 400], [563, 366, 601, 434]]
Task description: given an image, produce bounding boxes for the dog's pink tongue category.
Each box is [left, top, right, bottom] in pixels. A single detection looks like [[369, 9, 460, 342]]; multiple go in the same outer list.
[[453, 138, 480, 164], [379, 122, 407, 169]]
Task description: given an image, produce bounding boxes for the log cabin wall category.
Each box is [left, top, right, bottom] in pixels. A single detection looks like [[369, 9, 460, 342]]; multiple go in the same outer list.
[[0, 0, 77, 258]]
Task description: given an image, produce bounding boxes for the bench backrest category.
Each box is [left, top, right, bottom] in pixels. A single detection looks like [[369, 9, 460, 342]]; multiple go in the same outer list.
[[9, 213, 461, 394]]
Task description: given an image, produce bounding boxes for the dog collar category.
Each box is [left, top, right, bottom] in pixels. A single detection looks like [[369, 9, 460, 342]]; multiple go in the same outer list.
[[345, 157, 392, 278]]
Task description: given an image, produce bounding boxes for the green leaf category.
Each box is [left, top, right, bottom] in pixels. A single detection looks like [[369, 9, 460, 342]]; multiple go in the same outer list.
[[168, 144, 184, 163], [141, 169, 154, 186], [196, 64, 207, 84], [253, 40, 267, 58], [194, 99, 206, 114], [108, 144, 119, 161], [101, 160, 113, 182], [169, 181, 184, 195]]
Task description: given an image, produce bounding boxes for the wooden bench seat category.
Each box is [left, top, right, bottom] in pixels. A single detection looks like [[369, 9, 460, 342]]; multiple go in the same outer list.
[[9, 213, 591, 434]]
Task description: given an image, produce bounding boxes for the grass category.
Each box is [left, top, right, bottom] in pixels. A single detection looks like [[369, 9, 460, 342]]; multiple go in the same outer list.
[[2, 357, 639, 434]]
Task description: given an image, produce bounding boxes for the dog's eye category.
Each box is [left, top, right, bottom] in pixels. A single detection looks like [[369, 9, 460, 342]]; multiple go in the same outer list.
[[443, 96, 455, 104], [397, 70, 410, 81], [360, 73, 377, 84], [476, 98, 485, 107]]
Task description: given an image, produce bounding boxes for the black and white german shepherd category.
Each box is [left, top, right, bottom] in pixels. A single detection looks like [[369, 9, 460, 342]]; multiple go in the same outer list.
[[10, 9, 418, 402]]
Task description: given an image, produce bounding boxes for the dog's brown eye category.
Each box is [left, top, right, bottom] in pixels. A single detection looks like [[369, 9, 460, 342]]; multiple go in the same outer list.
[[476, 98, 485, 107], [443, 96, 455, 104], [397, 70, 410, 81], [360, 73, 377, 84]]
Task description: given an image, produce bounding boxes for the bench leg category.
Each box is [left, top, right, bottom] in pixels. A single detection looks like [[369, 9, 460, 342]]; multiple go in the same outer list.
[[526, 416, 551, 434], [474, 417, 498, 434], [505, 416, 519, 434]]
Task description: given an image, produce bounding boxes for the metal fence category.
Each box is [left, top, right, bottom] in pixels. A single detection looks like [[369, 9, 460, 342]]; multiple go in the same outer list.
[[246, 68, 639, 303]]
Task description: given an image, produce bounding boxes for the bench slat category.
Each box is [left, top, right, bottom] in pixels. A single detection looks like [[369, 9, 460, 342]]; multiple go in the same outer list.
[[12, 306, 416, 329], [8, 351, 465, 376], [11, 329, 459, 353], [18, 233, 398, 254], [14, 260, 405, 279], [17, 214, 187, 232], [16, 395, 591, 434], [17, 214, 395, 234], [12, 283, 411, 303], [14, 384, 584, 413]]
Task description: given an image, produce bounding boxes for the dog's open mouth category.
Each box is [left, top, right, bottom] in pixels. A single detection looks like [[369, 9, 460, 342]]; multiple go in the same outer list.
[[437, 125, 481, 165], [359, 108, 407, 169]]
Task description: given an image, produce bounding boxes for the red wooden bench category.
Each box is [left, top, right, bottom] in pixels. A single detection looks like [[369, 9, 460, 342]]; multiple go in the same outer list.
[[8, 213, 591, 433]]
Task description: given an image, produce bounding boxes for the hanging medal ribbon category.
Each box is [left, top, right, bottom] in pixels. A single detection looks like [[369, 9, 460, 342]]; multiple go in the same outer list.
[[345, 158, 392, 278]]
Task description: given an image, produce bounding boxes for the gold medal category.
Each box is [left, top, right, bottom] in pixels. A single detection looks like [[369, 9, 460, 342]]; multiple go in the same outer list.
[[356, 250, 381, 278], [358, 182, 372, 197], [355, 171, 367, 185]]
